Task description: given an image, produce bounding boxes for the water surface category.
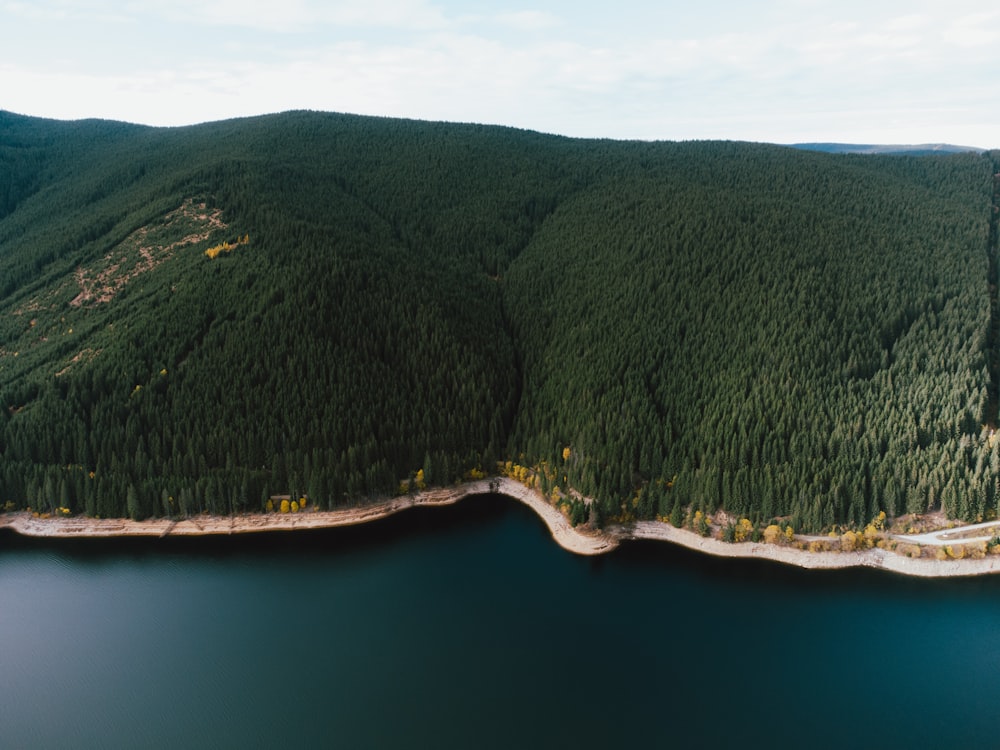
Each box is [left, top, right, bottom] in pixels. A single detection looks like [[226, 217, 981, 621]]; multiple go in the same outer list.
[[2, 495, 999, 749]]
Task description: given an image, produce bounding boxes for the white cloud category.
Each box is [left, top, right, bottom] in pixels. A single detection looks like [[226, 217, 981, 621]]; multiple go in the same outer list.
[[492, 10, 560, 32], [135, 0, 451, 32], [1, 1, 68, 21], [943, 11, 1000, 48], [2, 0, 131, 23], [3, 0, 453, 32], [2, 0, 999, 145], [886, 13, 929, 32]]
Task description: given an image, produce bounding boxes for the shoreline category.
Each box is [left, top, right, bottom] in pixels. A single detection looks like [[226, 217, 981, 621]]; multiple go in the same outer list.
[[620, 521, 1000, 578], [0, 478, 619, 556], [4, 478, 1000, 577]]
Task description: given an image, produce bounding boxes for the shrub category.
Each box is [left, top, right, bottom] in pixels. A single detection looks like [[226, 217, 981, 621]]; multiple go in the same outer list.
[[840, 530, 859, 552], [763, 524, 782, 545]]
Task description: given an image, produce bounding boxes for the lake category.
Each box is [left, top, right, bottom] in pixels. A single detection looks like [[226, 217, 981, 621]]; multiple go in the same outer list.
[[3, 494, 1000, 749]]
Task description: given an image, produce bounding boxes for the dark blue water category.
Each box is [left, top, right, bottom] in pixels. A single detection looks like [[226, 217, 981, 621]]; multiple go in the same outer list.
[[3, 495, 1000, 749]]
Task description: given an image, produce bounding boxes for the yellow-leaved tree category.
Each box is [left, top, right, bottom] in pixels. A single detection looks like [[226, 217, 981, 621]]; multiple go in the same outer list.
[[840, 530, 858, 552], [734, 518, 754, 542], [763, 524, 783, 545]]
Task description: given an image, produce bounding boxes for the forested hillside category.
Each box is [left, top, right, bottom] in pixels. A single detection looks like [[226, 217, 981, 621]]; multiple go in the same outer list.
[[0, 109, 996, 532]]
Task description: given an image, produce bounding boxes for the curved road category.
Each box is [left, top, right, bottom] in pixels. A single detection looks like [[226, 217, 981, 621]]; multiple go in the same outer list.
[[893, 519, 1000, 547]]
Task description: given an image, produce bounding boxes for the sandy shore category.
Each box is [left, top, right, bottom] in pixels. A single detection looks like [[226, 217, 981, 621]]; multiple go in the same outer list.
[[621, 521, 1000, 578], [5, 479, 1000, 577], [0, 478, 618, 557]]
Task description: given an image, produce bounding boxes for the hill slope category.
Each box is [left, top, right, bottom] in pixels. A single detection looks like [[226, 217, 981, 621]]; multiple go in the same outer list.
[[0, 110, 996, 531]]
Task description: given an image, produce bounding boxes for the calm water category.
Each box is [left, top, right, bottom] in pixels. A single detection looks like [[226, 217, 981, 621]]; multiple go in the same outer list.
[[3, 495, 1000, 749]]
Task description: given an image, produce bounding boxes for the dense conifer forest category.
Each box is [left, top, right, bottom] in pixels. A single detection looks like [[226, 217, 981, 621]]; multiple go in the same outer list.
[[1, 109, 997, 532]]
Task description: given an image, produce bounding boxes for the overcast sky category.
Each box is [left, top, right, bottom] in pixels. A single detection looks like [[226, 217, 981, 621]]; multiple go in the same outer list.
[[1, 0, 997, 146]]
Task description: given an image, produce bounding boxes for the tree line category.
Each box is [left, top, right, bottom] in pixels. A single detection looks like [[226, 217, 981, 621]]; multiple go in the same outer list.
[[0, 110, 997, 531]]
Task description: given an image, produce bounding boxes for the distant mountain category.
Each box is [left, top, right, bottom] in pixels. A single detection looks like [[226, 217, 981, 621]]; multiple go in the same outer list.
[[1, 109, 999, 531], [791, 142, 985, 156]]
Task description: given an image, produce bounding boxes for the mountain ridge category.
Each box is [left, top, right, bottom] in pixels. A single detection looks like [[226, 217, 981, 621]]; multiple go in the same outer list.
[[1, 110, 997, 533], [791, 142, 985, 155]]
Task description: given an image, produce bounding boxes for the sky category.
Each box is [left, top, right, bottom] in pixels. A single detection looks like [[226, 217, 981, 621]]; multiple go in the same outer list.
[[1, 0, 998, 146]]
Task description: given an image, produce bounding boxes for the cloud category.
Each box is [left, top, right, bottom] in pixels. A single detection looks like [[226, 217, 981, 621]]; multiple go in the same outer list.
[[1, 1, 68, 21], [138, 0, 451, 32], [2, 0, 130, 23], [2, 0, 453, 32], [885, 13, 930, 32], [2, 0, 999, 145], [943, 11, 1000, 48], [492, 10, 561, 32]]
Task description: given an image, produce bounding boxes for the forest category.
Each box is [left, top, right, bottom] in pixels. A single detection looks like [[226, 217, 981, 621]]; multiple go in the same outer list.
[[0, 108, 997, 532]]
